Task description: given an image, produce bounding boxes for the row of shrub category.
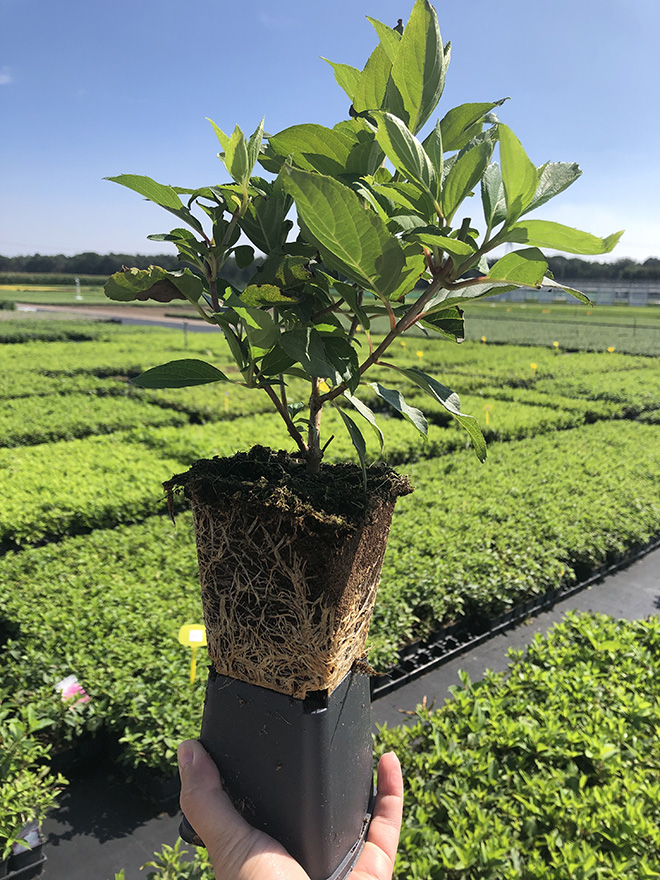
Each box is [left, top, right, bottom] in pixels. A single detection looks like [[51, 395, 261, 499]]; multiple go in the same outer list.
[[113, 612, 660, 879], [380, 611, 660, 879], [0, 695, 66, 863], [0, 272, 107, 286], [0, 394, 189, 448], [1, 319, 660, 859], [1, 419, 659, 783], [461, 317, 660, 356], [0, 319, 120, 345]]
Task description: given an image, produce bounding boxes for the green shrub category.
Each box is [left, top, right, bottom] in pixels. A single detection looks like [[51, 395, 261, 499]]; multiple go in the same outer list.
[[0, 435, 183, 547], [373, 420, 660, 664], [0, 697, 66, 860], [377, 612, 660, 879], [0, 394, 190, 447], [0, 514, 204, 770]]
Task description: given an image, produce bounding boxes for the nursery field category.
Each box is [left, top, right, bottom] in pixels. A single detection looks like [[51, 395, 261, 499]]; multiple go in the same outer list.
[[1, 316, 660, 874]]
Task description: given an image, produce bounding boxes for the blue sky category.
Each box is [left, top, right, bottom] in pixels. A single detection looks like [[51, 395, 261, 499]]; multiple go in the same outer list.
[[1, 0, 658, 262]]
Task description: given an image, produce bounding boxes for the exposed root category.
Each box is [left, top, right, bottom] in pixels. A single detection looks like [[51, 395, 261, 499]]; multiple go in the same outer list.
[[165, 446, 412, 698]]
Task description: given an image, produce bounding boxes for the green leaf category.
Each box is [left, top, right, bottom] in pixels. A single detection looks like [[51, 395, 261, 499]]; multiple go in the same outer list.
[[131, 359, 230, 389], [488, 248, 548, 286], [105, 174, 183, 211], [322, 59, 360, 103], [279, 327, 335, 379], [232, 305, 279, 351], [404, 228, 475, 260], [268, 124, 355, 176], [323, 335, 360, 392], [259, 344, 296, 377], [523, 161, 582, 215], [420, 306, 465, 341], [370, 382, 428, 435], [387, 0, 446, 134], [422, 120, 443, 180], [246, 252, 313, 293], [247, 118, 265, 173], [239, 176, 293, 253], [399, 367, 487, 461], [104, 266, 202, 304], [481, 163, 507, 229], [442, 133, 496, 222], [282, 167, 406, 300], [386, 251, 427, 301], [372, 181, 436, 223], [367, 16, 402, 63], [241, 284, 298, 307], [440, 100, 507, 152], [353, 42, 393, 115], [207, 118, 230, 151], [332, 280, 371, 329], [335, 407, 367, 486], [333, 117, 384, 177], [538, 277, 593, 306], [426, 279, 528, 311], [499, 125, 540, 222], [224, 124, 249, 186], [343, 391, 385, 455], [372, 112, 437, 201], [233, 245, 255, 268], [507, 220, 624, 255]]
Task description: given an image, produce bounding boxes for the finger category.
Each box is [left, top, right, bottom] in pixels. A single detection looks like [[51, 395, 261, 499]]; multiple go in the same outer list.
[[178, 740, 310, 880], [352, 751, 404, 880], [177, 740, 255, 863]]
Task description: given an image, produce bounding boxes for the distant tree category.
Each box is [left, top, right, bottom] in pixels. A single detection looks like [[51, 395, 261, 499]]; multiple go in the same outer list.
[[0, 252, 657, 282]]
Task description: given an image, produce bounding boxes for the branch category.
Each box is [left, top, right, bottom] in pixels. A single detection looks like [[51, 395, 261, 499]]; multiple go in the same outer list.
[[319, 275, 447, 406], [259, 379, 308, 456]]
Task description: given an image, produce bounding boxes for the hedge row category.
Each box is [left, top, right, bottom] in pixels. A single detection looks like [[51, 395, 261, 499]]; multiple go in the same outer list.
[[0, 435, 183, 547], [378, 611, 660, 879], [0, 394, 189, 448], [1, 422, 659, 779], [0, 514, 204, 775], [372, 419, 660, 663], [121, 613, 660, 879], [0, 319, 119, 344], [460, 314, 660, 356]]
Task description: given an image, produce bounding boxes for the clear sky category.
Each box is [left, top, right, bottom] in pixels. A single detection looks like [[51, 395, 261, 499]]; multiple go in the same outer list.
[[1, 0, 658, 262]]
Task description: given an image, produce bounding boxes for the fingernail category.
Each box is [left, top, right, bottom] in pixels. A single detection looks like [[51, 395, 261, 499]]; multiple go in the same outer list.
[[178, 740, 195, 770]]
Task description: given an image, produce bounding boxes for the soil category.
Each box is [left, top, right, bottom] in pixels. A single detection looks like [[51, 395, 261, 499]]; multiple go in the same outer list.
[[164, 445, 413, 526]]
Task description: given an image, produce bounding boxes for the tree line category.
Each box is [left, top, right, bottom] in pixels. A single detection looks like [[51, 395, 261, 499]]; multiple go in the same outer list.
[[0, 252, 253, 287], [0, 251, 659, 282]]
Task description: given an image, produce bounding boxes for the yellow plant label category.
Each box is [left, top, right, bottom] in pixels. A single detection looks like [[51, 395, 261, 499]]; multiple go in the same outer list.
[[178, 624, 207, 647]]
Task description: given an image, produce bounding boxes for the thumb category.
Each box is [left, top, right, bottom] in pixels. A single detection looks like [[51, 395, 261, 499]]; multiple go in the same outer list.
[[178, 739, 255, 869]]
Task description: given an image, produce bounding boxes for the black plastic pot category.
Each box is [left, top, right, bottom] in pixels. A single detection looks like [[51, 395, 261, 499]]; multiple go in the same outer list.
[[4, 822, 46, 880], [181, 667, 374, 880], [4, 854, 46, 880]]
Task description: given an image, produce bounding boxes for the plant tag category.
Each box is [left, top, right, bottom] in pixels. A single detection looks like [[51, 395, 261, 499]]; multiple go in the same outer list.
[[178, 625, 207, 683], [178, 624, 207, 646], [55, 674, 90, 707]]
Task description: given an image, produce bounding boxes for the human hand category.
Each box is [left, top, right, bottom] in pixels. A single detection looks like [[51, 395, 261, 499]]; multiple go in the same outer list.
[[177, 738, 403, 880]]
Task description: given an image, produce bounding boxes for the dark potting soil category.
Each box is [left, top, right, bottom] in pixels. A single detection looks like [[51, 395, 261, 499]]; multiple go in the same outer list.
[[163, 445, 413, 528]]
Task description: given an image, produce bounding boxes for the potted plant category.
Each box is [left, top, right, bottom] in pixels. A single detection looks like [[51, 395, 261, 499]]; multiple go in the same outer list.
[[0, 699, 65, 879], [104, 1, 620, 876]]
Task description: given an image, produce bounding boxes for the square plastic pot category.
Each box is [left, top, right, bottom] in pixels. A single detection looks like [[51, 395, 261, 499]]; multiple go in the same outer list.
[[181, 667, 374, 880], [4, 822, 46, 880]]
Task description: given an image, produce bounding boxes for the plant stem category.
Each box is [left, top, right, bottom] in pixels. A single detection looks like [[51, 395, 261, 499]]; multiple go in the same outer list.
[[306, 378, 324, 473], [260, 381, 308, 458], [319, 275, 447, 406]]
